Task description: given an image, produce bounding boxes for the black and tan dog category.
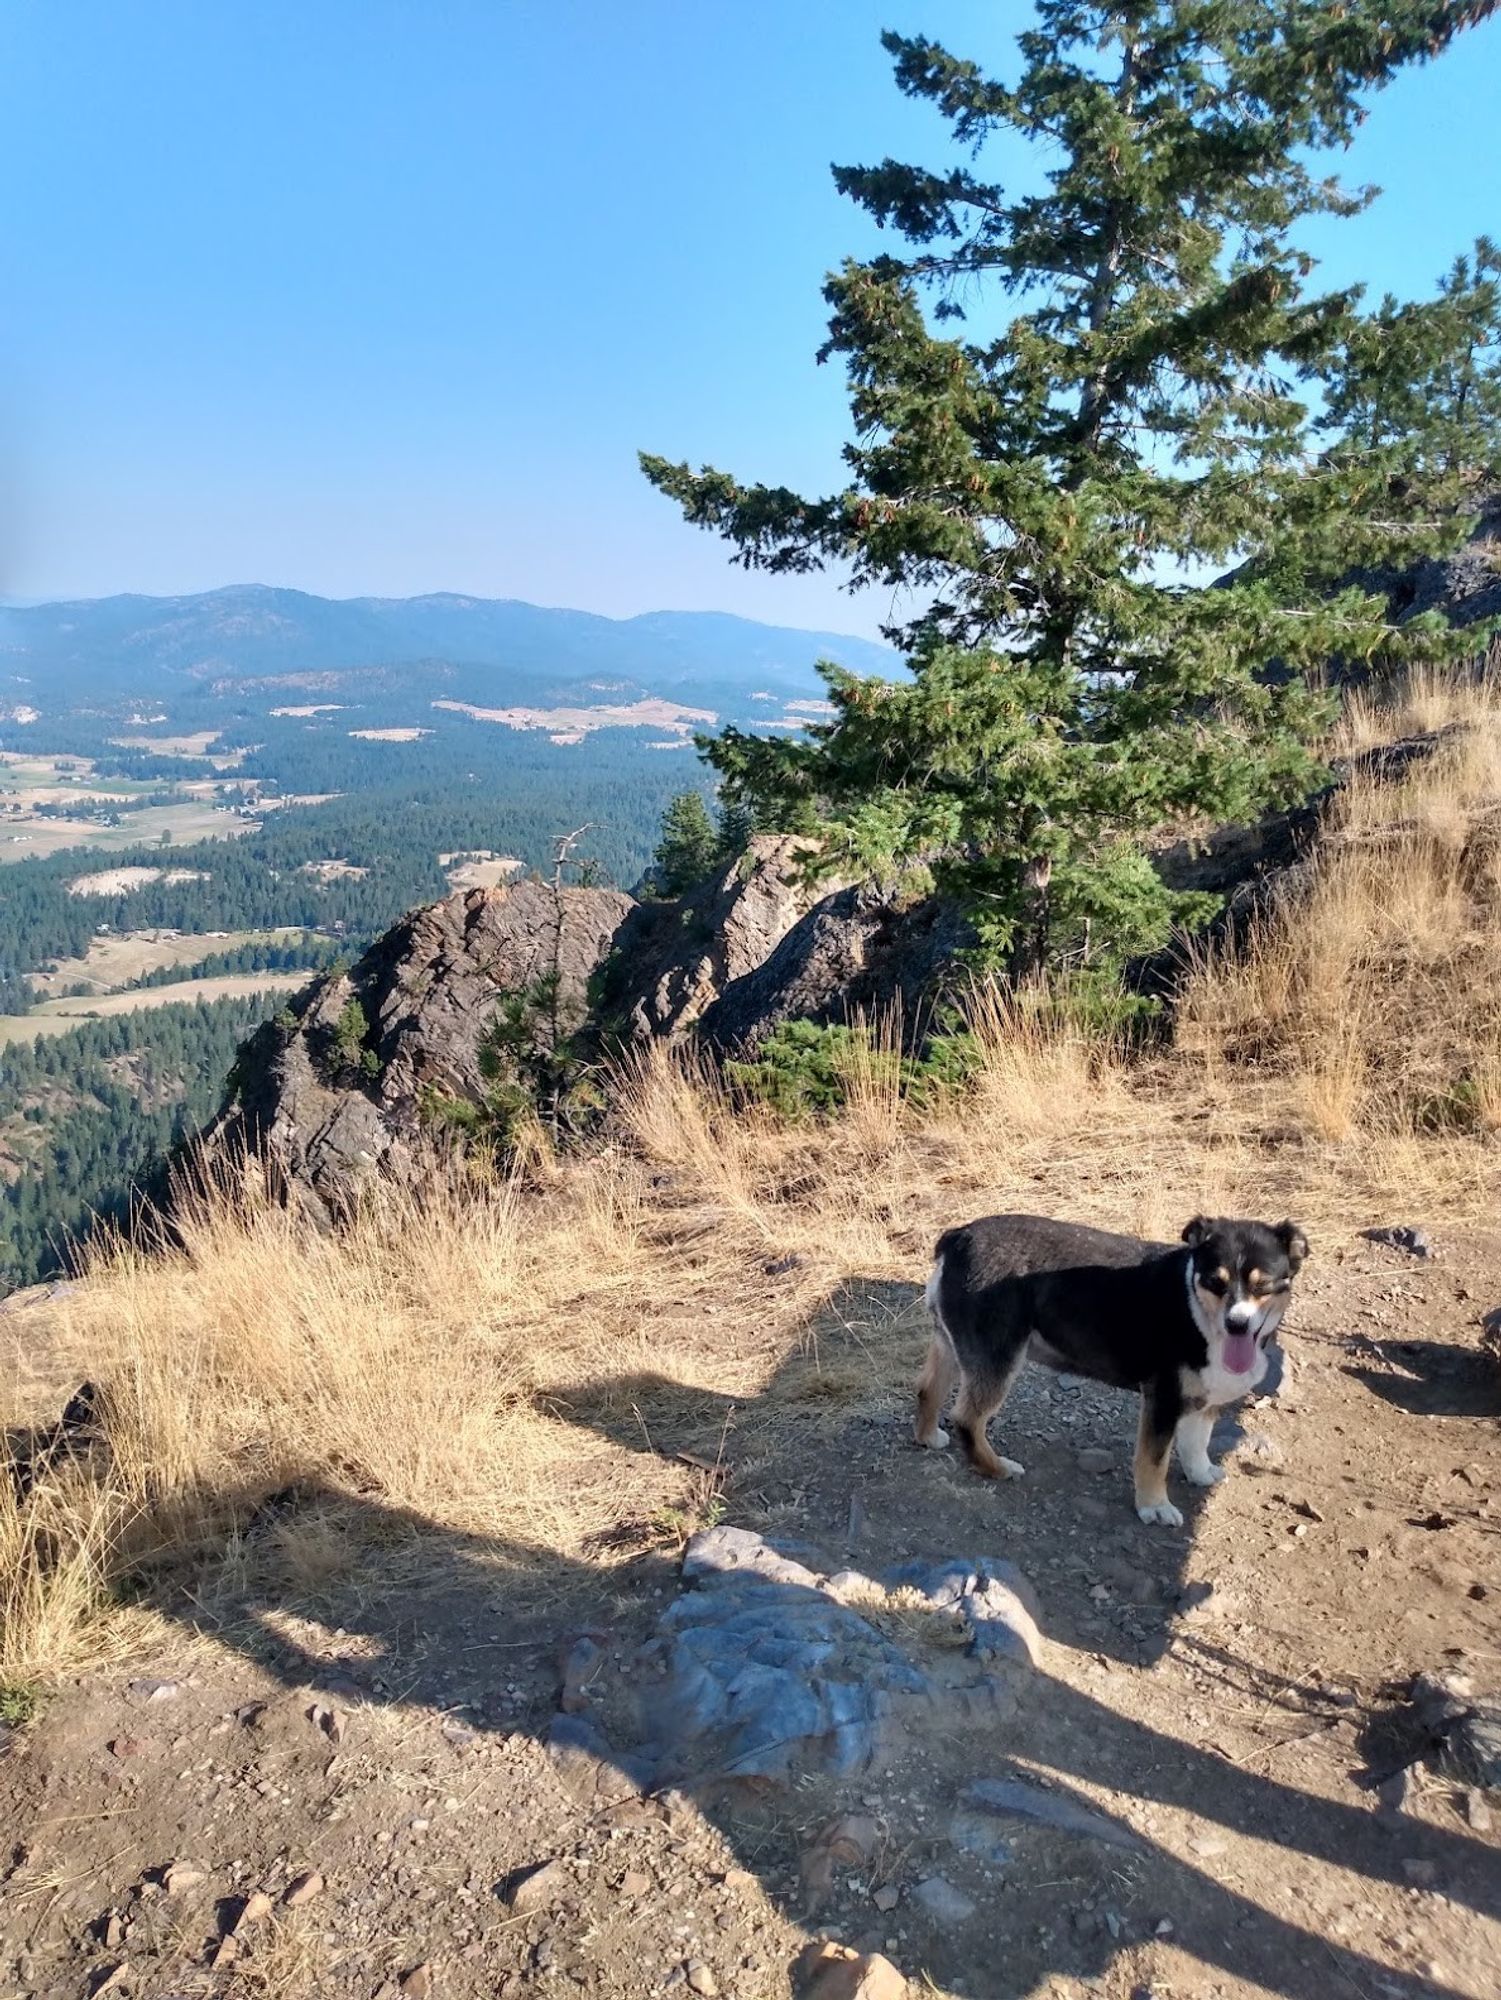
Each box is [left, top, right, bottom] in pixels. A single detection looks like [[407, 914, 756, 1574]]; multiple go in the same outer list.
[[915, 1212, 1308, 1525]]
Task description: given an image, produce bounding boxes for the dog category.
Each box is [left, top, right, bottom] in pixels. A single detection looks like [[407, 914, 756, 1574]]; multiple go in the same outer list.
[[915, 1213, 1308, 1525]]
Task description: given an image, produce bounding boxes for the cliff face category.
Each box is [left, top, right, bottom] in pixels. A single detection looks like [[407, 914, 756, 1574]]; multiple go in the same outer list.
[[198, 878, 634, 1225], [195, 839, 843, 1219]]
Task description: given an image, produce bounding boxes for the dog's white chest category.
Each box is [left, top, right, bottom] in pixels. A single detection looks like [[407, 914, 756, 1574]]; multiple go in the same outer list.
[[1194, 1345, 1270, 1408]]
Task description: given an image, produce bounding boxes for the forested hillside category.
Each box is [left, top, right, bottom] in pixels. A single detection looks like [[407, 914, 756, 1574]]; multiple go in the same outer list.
[[0, 582, 880, 1289], [0, 994, 277, 1288], [0, 738, 710, 1016]]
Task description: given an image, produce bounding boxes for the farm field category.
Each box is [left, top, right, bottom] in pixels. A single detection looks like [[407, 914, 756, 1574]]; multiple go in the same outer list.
[[0, 971, 306, 1045], [25, 926, 317, 1000], [0, 800, 258, 863]]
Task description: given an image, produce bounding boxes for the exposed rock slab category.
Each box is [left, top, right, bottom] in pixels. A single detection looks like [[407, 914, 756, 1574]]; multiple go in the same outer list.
[[597, 835, 824, 1042], [635, 1527, 1031, 1790], [699, 886, 975, 1055]]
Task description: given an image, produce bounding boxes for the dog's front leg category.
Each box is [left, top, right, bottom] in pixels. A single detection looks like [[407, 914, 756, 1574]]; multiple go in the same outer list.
[[1135, 1379, 1183, 1527], [1175, 1402, 1224, 1488]]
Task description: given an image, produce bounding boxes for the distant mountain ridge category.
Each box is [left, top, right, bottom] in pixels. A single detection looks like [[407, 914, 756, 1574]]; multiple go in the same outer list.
[[0, 584, 898, 699]]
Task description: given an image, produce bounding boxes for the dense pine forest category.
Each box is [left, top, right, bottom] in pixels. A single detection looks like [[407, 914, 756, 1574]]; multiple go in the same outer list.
[[0, 995, 276, 1288], [0, 738, 710, 1016]]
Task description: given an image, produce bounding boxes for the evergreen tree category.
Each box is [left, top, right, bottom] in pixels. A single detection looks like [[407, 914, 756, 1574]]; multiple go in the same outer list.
[[652, 791, 720, 895], [644, 2, 1499, 978], [1321, 237, 1501, 508], [716, 796, 758, 862]]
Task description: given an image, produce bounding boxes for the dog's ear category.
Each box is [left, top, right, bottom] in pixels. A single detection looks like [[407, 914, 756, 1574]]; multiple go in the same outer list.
[[1181, 1216, 1212, 1248], [1276, 1220, 1309, 1272]]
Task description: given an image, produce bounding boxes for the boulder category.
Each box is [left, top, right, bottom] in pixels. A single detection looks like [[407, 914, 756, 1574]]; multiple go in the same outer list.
[[598, 835, 824, 1042], [699, 884, 975, 1055]]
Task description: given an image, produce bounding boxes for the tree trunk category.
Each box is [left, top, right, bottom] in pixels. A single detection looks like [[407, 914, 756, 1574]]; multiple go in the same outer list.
[[1008, 852, 1053, 985]]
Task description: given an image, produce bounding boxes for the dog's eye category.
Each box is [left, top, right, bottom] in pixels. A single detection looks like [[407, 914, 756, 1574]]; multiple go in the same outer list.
[[1200, 1270, 1229, 1296]]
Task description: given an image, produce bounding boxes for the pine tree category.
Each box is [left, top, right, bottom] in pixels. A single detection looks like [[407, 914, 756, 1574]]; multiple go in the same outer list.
[[644, 2, 1499, 979], [716, 796, 758, 863], [652, 791, 720, 895], [1321, 238, 1501, 510]]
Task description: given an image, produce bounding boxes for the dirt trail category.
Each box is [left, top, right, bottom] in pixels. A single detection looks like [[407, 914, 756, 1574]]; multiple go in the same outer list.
[[2, 1227, 1498, 2000]]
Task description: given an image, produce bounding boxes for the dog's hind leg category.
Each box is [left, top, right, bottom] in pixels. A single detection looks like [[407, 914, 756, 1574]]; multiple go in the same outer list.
[[914, 1325, 959, 1449], [949, 1344, 1028, 1481], [1135, 1377, 1184, 1527]]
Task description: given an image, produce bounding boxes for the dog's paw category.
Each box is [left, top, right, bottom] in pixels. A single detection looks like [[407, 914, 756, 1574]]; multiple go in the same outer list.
[[1183, 1462, 1226, 1488], [998, 1456, 1026, 1479], [917, 1427, 949, 1450], [1137, 1500, 1185, 1528]]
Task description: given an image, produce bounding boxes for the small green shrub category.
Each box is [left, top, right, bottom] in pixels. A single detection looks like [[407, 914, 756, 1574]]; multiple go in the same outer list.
[[0, 1682, 39, 1728], [726, 1018, 983, 1121], [328, 997, 381, 1081]]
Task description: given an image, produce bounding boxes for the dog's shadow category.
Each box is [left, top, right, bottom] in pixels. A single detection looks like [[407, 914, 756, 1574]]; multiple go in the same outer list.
[[547, 1273, 1266, 1674]]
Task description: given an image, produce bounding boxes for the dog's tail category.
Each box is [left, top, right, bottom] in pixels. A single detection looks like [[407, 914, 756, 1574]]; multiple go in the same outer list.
[[932, 1224, 964, 1264], [925, 1226, 964, 1324]]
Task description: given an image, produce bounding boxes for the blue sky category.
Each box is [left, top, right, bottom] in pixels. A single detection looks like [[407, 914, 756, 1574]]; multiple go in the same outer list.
[[2, 1, 1499, 637]]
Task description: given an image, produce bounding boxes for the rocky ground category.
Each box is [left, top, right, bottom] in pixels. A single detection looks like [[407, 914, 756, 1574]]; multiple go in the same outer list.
[[3, 1222, 1500, 2000]]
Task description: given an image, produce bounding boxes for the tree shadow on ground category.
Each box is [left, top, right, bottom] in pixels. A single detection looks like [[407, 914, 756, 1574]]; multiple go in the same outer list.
[[115, 1477, 1496, 2000], [1343, 1334, 1501, 1420], [14, 1256, 1480, 2000]]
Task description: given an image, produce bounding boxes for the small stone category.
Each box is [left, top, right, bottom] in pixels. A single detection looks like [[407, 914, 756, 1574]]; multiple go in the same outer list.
[[236, 1888, 274, 1930], [792, 1941, 908, 2000], [686, 1963, 719, 1997], [102, 1912, 124, 1949], [872, 1885, 900, 1913], [164, 1862, 207, 1895], [1464, 1788, 1493, 1832], [559, 1634, 605, 1713], [502, 1857, 570, 1915], [912, 1875, 976, 1924], [1188, 1834, 1228, 1858], [308, 1702, 346, 1744], [1378, 1763, 1423, 1814], [400, 1964, 433, 1998], [127, 1677, 179, 1701], [1401, 1858, 1437, 1886], [211, 1934, 239, 1969], [620, 1869, 651, 1898], [283, 1869, 324, 1908], [1077, 1448, 1114, 1474], [109, 1735, 146, 1758]]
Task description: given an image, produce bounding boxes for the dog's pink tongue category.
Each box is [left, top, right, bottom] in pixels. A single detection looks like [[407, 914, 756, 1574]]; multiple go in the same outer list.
[[1224, 1330, 1258, 1375]]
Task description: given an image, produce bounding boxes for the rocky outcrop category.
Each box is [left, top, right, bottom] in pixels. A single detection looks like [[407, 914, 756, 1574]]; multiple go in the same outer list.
[[1380, 498, 1501, 634], [699, 885, 975, 1055], [191, 842, 880, 1219], [197, 878, 632, 1224], [598, 835, 825, 1042]]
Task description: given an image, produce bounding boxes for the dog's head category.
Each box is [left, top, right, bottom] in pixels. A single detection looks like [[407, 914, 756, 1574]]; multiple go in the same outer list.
[[1181, 1216, 1308, 1377]]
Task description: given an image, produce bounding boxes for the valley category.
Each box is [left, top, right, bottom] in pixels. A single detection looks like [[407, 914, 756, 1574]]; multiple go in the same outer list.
[[0, 584, 885, 1289]]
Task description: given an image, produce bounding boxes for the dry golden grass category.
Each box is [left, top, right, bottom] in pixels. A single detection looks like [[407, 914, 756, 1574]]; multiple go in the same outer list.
[[6, 660, 1501, 1690], [1330, 650, 1501, 755], [1180, 662, 1501, 1150]]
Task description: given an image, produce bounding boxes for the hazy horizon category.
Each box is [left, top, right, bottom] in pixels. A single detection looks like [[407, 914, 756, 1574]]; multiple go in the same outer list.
[[5, 1, 1500, 641]]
